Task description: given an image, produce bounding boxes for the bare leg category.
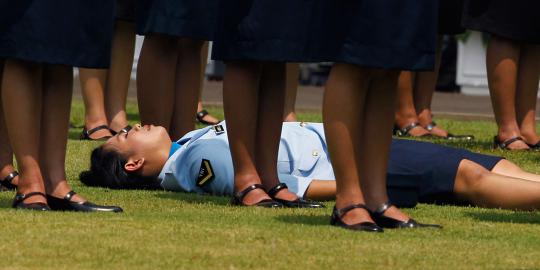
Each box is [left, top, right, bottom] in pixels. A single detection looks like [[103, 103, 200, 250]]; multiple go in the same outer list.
[[136, 34, 177, 131], [0, 60, 18, 185], [169, 39, 204, 138], [79, 68, 113, 138], [455, 159, 540, 210], [106, 20, 135, 133], [40, 65, 84, 201], [490, 159, 540, 183], [283, 63, 299, 122], [323, 63, 372, 224], [223, 61, 270, 204], [415, 37, 446, 137], [395, 71, 430, 136], [196, 42, 219, 125], [515, 44, 540, 145], [360, 69, 408, 221], [1, 60, 46, 204], [256, 62, 296, 200], [486, 36, 528, 149]]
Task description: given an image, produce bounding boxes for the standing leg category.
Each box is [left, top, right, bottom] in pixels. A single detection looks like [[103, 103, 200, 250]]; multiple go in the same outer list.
[[105, 20, 136, 133], [415, 37, 447, 137], [79, 68, 113, 139], [39, 65, 85, 201], [255, 62, 297, 200], [196, 42, 220, 126], [360, 69, 409, 221], [136, 34, 177, 131], [169, 39, 204, 138], [515, 44, 540, 145], [283, 63, 299, 122], [486, 36, 528, 149], [223, 61, 271, 205], [394, 71, 430, 136], [1, 59, 46, 204], [323, 63, 372, 224], [0, 60, 19, 186]]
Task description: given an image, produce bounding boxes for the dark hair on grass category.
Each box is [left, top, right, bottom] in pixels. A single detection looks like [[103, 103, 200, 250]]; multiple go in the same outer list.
[[79, 145, 162, 190]]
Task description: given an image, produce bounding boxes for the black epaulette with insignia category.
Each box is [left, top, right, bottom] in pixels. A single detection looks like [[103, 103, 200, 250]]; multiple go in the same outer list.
[[197, 159, 215, 187]]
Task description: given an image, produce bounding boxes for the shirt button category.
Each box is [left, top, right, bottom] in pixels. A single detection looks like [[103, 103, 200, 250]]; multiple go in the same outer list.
[[300, 122, 307, 127], [312, 150, 319, 157]]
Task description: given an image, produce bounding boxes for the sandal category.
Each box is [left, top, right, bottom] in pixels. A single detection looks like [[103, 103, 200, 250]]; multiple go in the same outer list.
[[493, 136, 529, 150], [370, 201, 441, 229], [0, 171, 18, 190], [330, 204, 383, 232], [80, 125, 112, 141], [12, 192, 50, 211], [267, 183, 325, 208], [425, 122, 474, 141], [231, 184, 282, 208], [47, 190, 123, 212], [196, 110, 220, 125], [109, 125, 132, 136], [393, 122, 432, 138]]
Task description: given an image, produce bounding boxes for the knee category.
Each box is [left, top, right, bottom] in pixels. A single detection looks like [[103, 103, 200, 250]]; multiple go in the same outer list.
[[177, 38, 204, 54], [456, 159, 489, 192]]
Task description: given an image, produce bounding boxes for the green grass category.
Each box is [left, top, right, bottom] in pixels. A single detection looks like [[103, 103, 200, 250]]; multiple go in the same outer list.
[[1, 101, 540, 270]]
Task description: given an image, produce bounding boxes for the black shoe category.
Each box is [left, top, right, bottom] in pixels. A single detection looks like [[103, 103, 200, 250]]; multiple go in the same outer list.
[[80, 125, 112, 141], [267, 183, 325, 208], [47, 191, 123, 212], [12, 192, 50, 211], [493, 136, 529, 151], [330, 204, 383, 232], [231, 184, 282, 208], [109, 125, 132, 136], [1, 171, 18, 190], [424, 122, 474, 141], [370, 201, 441, 229]]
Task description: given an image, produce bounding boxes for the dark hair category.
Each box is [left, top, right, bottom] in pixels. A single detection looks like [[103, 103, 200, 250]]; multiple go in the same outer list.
[[79, 145, 162, 190]]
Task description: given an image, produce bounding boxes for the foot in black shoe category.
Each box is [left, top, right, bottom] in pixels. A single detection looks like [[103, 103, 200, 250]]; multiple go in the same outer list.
[[370, 201, 441, 229], [12, 192, 50, 211], [47, 191, 123, 212], [231, 184, 282, 208], [330, 204, 383, 232], [1, 171, 19, 190], [267, 183, 325, 208]]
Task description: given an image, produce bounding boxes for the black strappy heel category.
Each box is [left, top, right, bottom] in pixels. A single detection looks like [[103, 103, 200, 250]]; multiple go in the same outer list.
[[80, 125, 112, 141], [231, 184, 282, 208], [12, 192, 50, 211], [0, 171, 18, 190], [109, 125, 132, 136], [330, 204, 383, 232], [370, 201, 441, 229], [267, 183, 325, 208], [393, 122, 432, 138], [493, 136, 528, 150]]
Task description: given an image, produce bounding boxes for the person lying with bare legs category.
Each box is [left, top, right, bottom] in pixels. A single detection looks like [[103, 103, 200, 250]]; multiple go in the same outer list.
[[78, 122, 540, 212]]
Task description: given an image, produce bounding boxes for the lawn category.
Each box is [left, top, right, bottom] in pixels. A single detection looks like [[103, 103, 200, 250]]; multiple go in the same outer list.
[[1, 101, 540, 270]]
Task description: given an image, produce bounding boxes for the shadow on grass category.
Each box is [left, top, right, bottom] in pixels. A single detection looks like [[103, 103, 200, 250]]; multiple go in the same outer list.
[[465, 211, 540, 225], [155, 192, 229, 206], [275, 214, 329, 227]]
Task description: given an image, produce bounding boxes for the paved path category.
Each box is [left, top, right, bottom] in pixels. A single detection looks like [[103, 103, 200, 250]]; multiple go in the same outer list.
[[72, 79, 540, 120]]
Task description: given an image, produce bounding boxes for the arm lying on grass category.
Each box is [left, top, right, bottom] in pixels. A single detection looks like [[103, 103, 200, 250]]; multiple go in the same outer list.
[[80, 121, 540, 211]]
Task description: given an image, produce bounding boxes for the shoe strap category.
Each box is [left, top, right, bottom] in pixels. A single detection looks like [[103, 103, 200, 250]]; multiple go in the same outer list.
[[234, 184, 265, 203], [14, 192, 47, 204], [497, 136, 524, 149], [109, 125, 132, 136], [84, 125, 110, 136], [267, 183, 288, 198], [1, 171, 18, 189], [335, 203, 370, 219], [372, 201, 393, 216], [397, 122, 420, 136], [196, 110, 209, 120], [424, 121, 437, 131], [64, 190, 77, 202]]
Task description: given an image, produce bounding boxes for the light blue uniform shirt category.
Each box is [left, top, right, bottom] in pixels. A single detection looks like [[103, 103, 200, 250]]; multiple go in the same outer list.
[[158, 121, 335, 198]]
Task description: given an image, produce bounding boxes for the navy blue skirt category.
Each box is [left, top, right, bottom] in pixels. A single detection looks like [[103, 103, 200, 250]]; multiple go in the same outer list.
[[0, 1, 115, 68], [387, 139, 503, 208], [462, 0, 540, 44], [213, 0, 438, 71], [135, 0, 217, 40]]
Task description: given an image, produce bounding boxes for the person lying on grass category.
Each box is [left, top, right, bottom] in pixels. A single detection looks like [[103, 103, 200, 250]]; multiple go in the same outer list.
[[79, 122, 540, 211]]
